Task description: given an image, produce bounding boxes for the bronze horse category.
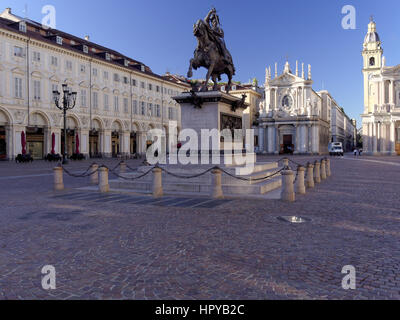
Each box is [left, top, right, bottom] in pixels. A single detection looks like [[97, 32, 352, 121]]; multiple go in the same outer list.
[[187, 19, 235, 93]]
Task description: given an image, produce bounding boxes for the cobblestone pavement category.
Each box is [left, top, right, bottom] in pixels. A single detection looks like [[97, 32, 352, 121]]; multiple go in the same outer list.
[[0, 154, 399, 300]]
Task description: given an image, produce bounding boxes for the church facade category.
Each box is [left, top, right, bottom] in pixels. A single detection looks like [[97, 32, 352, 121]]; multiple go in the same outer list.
[[361, 19, 400, 155], [256, 61, 330, 155]]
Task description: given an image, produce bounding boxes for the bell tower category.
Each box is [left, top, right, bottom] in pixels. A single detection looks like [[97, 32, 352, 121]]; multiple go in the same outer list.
[[362, 17, 383, 113]]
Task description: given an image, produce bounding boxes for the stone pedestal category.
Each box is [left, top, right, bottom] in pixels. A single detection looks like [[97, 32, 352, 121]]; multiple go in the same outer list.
[[173, 91, 248, 153]]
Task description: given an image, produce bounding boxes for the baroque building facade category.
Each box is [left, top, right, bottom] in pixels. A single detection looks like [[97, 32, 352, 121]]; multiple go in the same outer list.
[[361, 18, 400, 155], [0, 8, 189, 160], [229, 83, 263, 132], [257, 61, 331, 154]]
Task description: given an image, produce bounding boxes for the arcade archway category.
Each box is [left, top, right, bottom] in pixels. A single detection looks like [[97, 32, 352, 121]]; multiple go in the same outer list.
[[90, 119, 102, 158], [61, 116, 79, 157], [111, 121, 122, 157], [27, 112, 49, 159], [0, 109, 9, 160]]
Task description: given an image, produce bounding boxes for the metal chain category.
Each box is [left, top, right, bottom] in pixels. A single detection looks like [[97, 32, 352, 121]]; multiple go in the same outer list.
[[111, 161, 123, 172], [61, 165, 98, 178], [125, 163, 140, 172], [107, 165, 155, 180], [288, 158, 305, 167], [59, 159, 293, 183]]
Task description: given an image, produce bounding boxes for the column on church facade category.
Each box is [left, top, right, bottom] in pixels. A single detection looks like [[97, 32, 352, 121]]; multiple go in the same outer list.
[[373, 122, 378, 154], [311, 124, 319, 154], [274, 125, 279, 154], [300, 124, 307, 153], [368, 122, 373, 153], [258, 127, 264, 153], [381, 123, 387, 154], [295, 124, 300, 154], [263, 126, 268, 153], [390, 121, 396, 154], [267, 125, 274, 154], [377, 122, 382, 153], [306, 124, 312, 153], [362, 123, 369, 153], [391, 81, 395, 105]]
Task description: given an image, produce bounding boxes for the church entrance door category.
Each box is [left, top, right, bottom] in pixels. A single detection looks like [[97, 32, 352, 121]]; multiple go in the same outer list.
[[282, 134, 294, 154]]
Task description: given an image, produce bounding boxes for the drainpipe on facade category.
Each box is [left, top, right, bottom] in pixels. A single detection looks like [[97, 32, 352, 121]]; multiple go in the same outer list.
[[89, 59, 92, 133], [26, 36, 30, 126], [130, 72, 133, 156]]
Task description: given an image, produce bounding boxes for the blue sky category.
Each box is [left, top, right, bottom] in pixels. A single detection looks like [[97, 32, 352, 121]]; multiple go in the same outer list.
[[5, 0, 400, 126]]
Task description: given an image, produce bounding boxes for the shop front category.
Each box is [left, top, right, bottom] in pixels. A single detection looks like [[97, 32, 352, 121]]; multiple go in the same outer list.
[[130, 132, 137, 155], [26, 127, 45, 159], [61, 129, 76, 158], [0, 126, 6, 160], [112, 131, 120, 157], [89, 130, 100, 158]]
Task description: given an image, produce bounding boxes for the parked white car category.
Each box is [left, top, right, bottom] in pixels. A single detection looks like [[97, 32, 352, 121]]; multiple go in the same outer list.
[[329, 142, 344, 156]]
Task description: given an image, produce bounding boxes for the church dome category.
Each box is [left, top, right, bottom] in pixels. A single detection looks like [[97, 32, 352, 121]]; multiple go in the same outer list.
[[364, 20, 380, 44]]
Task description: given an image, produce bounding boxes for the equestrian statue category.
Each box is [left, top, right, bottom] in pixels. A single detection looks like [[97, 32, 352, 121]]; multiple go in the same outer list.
[[187, 8, 236, 93]]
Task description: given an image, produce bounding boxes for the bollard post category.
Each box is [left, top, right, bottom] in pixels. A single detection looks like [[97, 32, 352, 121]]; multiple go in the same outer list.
[[295, 166, 306, 195], [53, 166, 64, 191], [314, 161, 321, 184], [90, 164, 99, 185], [281, 169, 295, 202], [120, 161, 127, 174], [98, 167, 110, 193], [326, 158, 331, 177], [320, 159, 327, 180], [306, 163, 315, 188], [211, 168, 224, 199], [152, 167, 163, 198], [283, 158, 289, 168]]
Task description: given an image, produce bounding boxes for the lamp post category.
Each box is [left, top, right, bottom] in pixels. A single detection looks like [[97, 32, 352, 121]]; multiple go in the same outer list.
[[53, 83, 77, 164]]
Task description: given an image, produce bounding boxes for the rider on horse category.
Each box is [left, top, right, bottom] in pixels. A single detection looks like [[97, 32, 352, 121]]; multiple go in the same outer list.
[[204, 8, 235, 70]]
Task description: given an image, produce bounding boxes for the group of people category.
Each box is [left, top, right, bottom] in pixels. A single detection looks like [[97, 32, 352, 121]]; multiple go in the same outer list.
[[354, 148, 363, 156]]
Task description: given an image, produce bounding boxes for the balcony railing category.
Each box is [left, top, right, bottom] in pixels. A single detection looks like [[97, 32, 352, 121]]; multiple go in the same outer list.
[[374, 104, 394, 113]]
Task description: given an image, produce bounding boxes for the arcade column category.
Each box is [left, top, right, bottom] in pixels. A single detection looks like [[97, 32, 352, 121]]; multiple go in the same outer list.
[[103, 129, 112, 158]]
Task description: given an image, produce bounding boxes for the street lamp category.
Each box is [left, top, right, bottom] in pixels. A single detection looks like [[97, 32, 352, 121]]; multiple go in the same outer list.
[[53, 83, 77, 164]]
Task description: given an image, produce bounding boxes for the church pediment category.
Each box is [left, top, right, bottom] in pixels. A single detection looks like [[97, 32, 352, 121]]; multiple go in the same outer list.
[[270, 73, 305, 86]]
